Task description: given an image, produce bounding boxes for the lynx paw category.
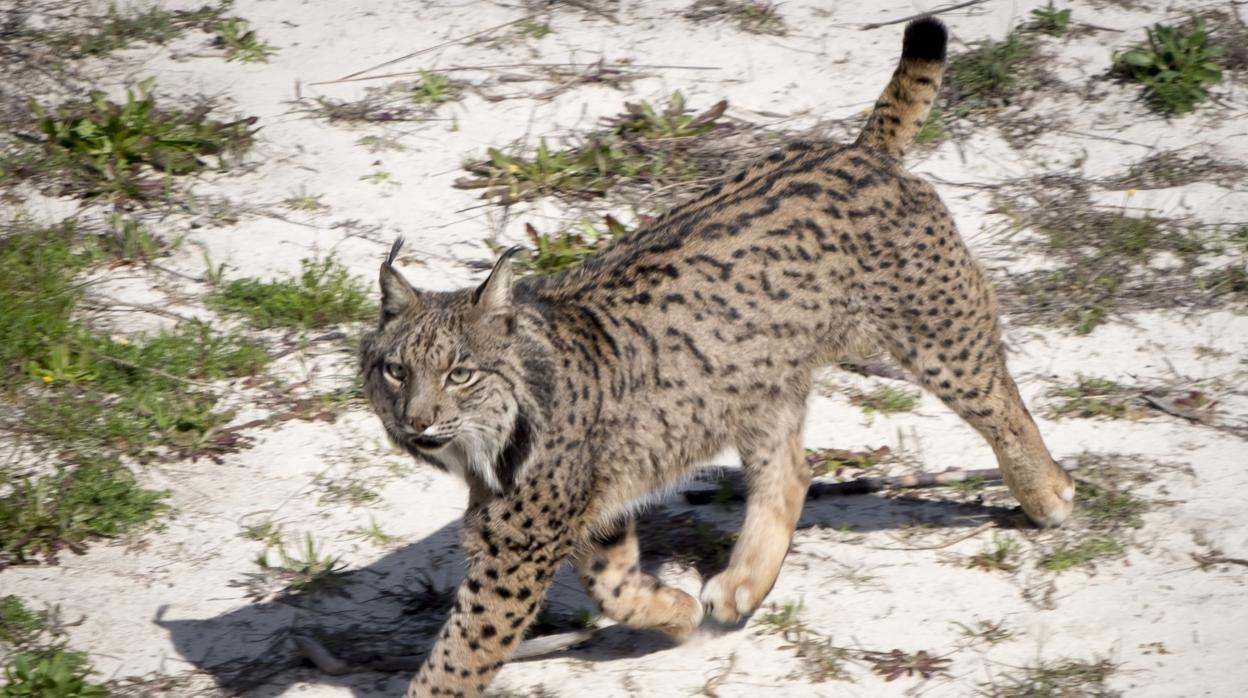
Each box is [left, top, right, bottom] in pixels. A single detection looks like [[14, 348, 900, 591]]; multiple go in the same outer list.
[[700, 569, 766, 625], [656, 589, 704, 640]]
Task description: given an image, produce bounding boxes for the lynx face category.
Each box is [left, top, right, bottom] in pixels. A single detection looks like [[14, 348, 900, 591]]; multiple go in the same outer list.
[[360, 245, 540, 493]]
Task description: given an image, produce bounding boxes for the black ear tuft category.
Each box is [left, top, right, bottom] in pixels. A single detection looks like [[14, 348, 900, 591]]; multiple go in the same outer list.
[[379, 237, 420, 321]]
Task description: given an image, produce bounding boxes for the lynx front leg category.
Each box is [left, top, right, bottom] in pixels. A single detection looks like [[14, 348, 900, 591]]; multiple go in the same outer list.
[[702, 406, 811, 624], [573, 518, 703, 640], [404, 494, 577, 698]]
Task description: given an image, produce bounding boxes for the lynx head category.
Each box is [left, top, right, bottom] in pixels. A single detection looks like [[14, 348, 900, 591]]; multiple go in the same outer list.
[[360, 239, 547, 493]]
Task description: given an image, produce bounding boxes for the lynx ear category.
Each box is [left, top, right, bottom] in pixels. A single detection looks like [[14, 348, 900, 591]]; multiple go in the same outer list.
[[379, 237, 421, 321], [470, 246, 523, 317]]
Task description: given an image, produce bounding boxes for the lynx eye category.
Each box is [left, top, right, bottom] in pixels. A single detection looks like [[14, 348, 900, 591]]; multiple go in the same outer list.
[[447, 367, 473, 385], [384, 362, 407, 382]]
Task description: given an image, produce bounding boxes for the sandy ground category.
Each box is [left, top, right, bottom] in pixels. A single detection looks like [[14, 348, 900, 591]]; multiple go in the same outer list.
[[4, 0, 1248, 696]]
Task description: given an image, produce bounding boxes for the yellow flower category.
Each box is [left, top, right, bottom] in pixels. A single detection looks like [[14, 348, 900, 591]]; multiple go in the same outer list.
[[116, 337, 130, 345], [507, 164, 520, 173], [41, 375, 53, 383], [862, 106, 874, 115], [1126, 188, 1137, 196]]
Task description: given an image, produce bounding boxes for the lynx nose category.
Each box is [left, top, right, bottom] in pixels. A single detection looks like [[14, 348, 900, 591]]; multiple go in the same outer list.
[[409, 418, 431, 433]]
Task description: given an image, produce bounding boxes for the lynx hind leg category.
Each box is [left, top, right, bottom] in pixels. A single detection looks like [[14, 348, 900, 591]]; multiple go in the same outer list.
[[574, 518, 703, 640], [874, 217, 1074, 526], [701, 405, 811, 624]]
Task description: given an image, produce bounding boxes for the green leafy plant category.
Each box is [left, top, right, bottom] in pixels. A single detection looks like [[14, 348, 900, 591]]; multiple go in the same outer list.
[[457, 93, 727, 203], [1029, 3, 1072, 37], [1048, 376, 1133, 419], [1114, 17, 1223, 114], [915, 106, 946, 144], [30, 78, 255, 201], [208, 257, 374, 329], [216, 17, 276, 63], [0, 651, 108, 698], [612, 92, 726, 140], [495, 217, 629, 276], [1038, 535, 1124, 572], [412, 71, 458, 104], [0, 459, 167, 564]]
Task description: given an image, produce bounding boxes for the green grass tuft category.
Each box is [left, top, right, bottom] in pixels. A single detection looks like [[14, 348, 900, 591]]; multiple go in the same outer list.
[[945, 32, 1035, 110], [0, 459, 168, 565], [209, 257, 375, 329], [1038, 535, 1124, 572], [849, 385, 920, 415], [27, 78, 255, 202]]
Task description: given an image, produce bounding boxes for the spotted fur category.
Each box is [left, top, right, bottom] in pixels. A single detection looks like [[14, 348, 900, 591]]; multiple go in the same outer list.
[[360, 17, 1074, 697]]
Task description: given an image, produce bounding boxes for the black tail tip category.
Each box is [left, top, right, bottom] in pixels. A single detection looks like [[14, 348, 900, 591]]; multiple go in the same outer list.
[[902, 17, 947, 62]]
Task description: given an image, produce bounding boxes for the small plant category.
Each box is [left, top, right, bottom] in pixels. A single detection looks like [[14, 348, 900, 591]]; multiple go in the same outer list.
[[0, 650, 109, 698], [915, 107, 947, 144], [612, 92, 726, 140], [78, 3, 185, 54], [868, 649, 952, 682], [30, 78, 255, 201], [241, 520, 282, 546], [1028, 3, 1072, 37], [982, 657, 1117, 697], [216, 17, 276, 63], [1108, 217, 1159, 256], [1038, 535, 1124, 572], [357, 134, 405, 152], [0, 459, 168, 564], [359, 170, 397, 186], [806, 446, 889, 477], [849, 385, 920, 415], [686, 0, 787, 36], [91, 214, 171, 262], [208, 256, 374, 329], [255, 533, 348, 596], [946, 32, 1034, 110], [412, 71, 458, 105], [355, 517, 397, 546], [953, 619, 1014, 646], [284, 187, 325, 211], [1048, 376, 1133, 419], [970, 534, 1020, 572], [755, 600, 803, 634], [318, 479, 379, 506], [0, 597, 48, 647], [1113, 17, 1223, 115], [457, 93, 728, 204], [522, 21, 552, 39], [496, 217, 629, 276]]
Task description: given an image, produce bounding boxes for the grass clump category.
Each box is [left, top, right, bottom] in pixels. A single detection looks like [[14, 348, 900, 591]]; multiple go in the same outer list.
[[1113, 16, 1222, 115], [982, 658, 1118, 697], [215, 17, 277, 63], [1028, 3, 1073, 37], [0, 597, 108, 698], [945, 32, 1035, 111], [1, 220, 264, 522], [522, 21, 552, 39], [1038, 535, 1124, 572], [25, 78, 255, 202], [685, 1, 787, 36], [456, 93, 729, 204], [0, 459, 167, 565], [208, 257, 374, 329], [1047, 376, 1134, 419], [807, 446, 889, 477], [495, 217, 629, 276], [253, 532, 348, 597], [970, 534, 1021, 572], [849, 385, 920, 415], [915, 107, 947, 145], [411, 71, 458, 105]]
